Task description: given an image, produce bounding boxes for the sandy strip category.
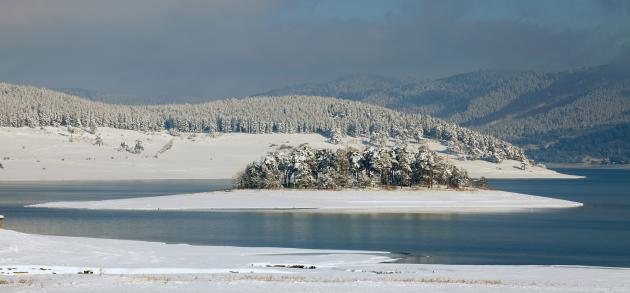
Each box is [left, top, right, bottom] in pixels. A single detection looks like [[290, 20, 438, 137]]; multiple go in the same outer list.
[[28, 189, 583, 213], [0, 230, 628, 293]]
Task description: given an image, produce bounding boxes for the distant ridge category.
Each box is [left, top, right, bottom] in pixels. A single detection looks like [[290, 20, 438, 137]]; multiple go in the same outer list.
[[257, 64, 630, 164]]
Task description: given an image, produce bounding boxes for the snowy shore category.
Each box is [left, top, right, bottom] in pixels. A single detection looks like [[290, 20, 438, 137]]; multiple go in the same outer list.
[[29, 189, 583, 213], [1, 230, 628, 293], [0, 127, 582, 181]]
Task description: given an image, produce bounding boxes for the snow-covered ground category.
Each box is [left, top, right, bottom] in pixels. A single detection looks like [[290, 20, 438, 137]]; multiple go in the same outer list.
[[0, 127, 580, 181], [29, 189, 583, 213], [1, 230, 628, 293], [0, 229, 390, 275], [423, 140, 583, 179]]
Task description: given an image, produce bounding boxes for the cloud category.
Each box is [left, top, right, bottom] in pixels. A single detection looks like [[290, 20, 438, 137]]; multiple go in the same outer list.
[[0, 0, 628, 99]]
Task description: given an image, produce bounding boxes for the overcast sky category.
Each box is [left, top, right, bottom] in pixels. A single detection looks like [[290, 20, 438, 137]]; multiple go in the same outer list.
[[1, 0, 629, 99]]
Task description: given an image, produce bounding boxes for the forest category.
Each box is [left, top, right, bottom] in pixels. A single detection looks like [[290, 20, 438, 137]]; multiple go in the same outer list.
[[0, 82, 527, 164], [237, 144, 472, 190]]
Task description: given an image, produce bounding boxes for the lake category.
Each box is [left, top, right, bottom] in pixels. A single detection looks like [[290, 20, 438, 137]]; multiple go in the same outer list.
[[0, 169, 629, 267]]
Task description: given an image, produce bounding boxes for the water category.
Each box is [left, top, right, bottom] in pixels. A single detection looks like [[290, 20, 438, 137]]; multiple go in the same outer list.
[[0, 169, 629, 267]]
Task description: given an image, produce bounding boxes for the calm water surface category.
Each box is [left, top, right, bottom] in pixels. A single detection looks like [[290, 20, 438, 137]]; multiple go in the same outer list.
[[0, 169, 628, 267]]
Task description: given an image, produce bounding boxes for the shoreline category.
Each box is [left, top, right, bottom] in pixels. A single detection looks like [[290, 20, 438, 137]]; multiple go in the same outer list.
[[28, 188, 583, 214], [1, 229, 628, 293]]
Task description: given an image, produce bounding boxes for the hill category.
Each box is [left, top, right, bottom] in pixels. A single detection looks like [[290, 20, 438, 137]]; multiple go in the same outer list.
[[258, 64, 630, 164], [0, 82, 526, 164]]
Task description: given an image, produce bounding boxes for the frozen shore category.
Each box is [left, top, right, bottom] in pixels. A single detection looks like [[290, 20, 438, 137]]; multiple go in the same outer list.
[[29, 189, 583, 213], [1, 230, 628, 293], [0, 127, 582, 181]]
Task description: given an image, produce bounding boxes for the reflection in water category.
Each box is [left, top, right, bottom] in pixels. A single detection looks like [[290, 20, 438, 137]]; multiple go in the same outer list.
[[0, 169, 629, 267]]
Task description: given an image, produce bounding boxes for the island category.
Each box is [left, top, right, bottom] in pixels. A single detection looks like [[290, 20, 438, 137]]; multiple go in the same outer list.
[[29, 144, 582, 213]]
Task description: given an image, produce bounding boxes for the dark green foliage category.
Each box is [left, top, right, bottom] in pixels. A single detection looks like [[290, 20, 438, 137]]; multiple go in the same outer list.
[[474, 177, 490, 189], [528, 123, 630, 164]]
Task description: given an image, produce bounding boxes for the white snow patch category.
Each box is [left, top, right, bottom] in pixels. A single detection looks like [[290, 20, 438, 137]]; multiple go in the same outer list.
[[29, 189, 583, 213], [0, 230, 628, 293]]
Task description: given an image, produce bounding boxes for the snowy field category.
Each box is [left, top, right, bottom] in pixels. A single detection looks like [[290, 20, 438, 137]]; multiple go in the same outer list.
[[1, 230, 628, 293], [30, 189, 583, 213], [0, 127, 580, 181]]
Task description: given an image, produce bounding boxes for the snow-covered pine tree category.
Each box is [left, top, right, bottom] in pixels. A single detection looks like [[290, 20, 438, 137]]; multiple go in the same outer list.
[[392, 144, 413, 186], [291, 144, 316, 188]]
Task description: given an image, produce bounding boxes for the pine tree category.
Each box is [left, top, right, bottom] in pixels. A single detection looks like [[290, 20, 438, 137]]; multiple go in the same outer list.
[[335, 148, 351, 187], [393, 144, 413, 186], [133, 140, 144, 154], [94, 135, 104, 146]]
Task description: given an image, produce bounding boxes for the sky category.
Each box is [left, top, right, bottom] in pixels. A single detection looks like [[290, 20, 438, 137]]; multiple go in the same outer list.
[[1, 0, 629, 100]]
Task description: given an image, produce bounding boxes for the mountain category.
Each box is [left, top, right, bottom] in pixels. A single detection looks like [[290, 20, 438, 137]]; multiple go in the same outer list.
[[0, 82, 526, 164], [257, 64, 630, 164]]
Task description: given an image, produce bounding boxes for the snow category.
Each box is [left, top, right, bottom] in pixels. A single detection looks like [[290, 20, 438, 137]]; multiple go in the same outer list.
[[0, 127, 356, 181], [1, 230, 628, 293], [0, 229, 390, 275], [0, 127, 580, 181], [29, 189, 583, 213], [423, 140, 583, 179]]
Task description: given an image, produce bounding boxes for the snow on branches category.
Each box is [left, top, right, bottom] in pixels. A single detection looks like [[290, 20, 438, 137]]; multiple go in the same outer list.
[[237, 144, 471, 190]]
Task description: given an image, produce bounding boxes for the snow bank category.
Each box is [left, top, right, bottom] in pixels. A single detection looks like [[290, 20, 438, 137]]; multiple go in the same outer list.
[[1, 230, 628, 293], [0, 229, 390, 275], [0, 126, 580, 181], [29, 189, 583, 213]]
